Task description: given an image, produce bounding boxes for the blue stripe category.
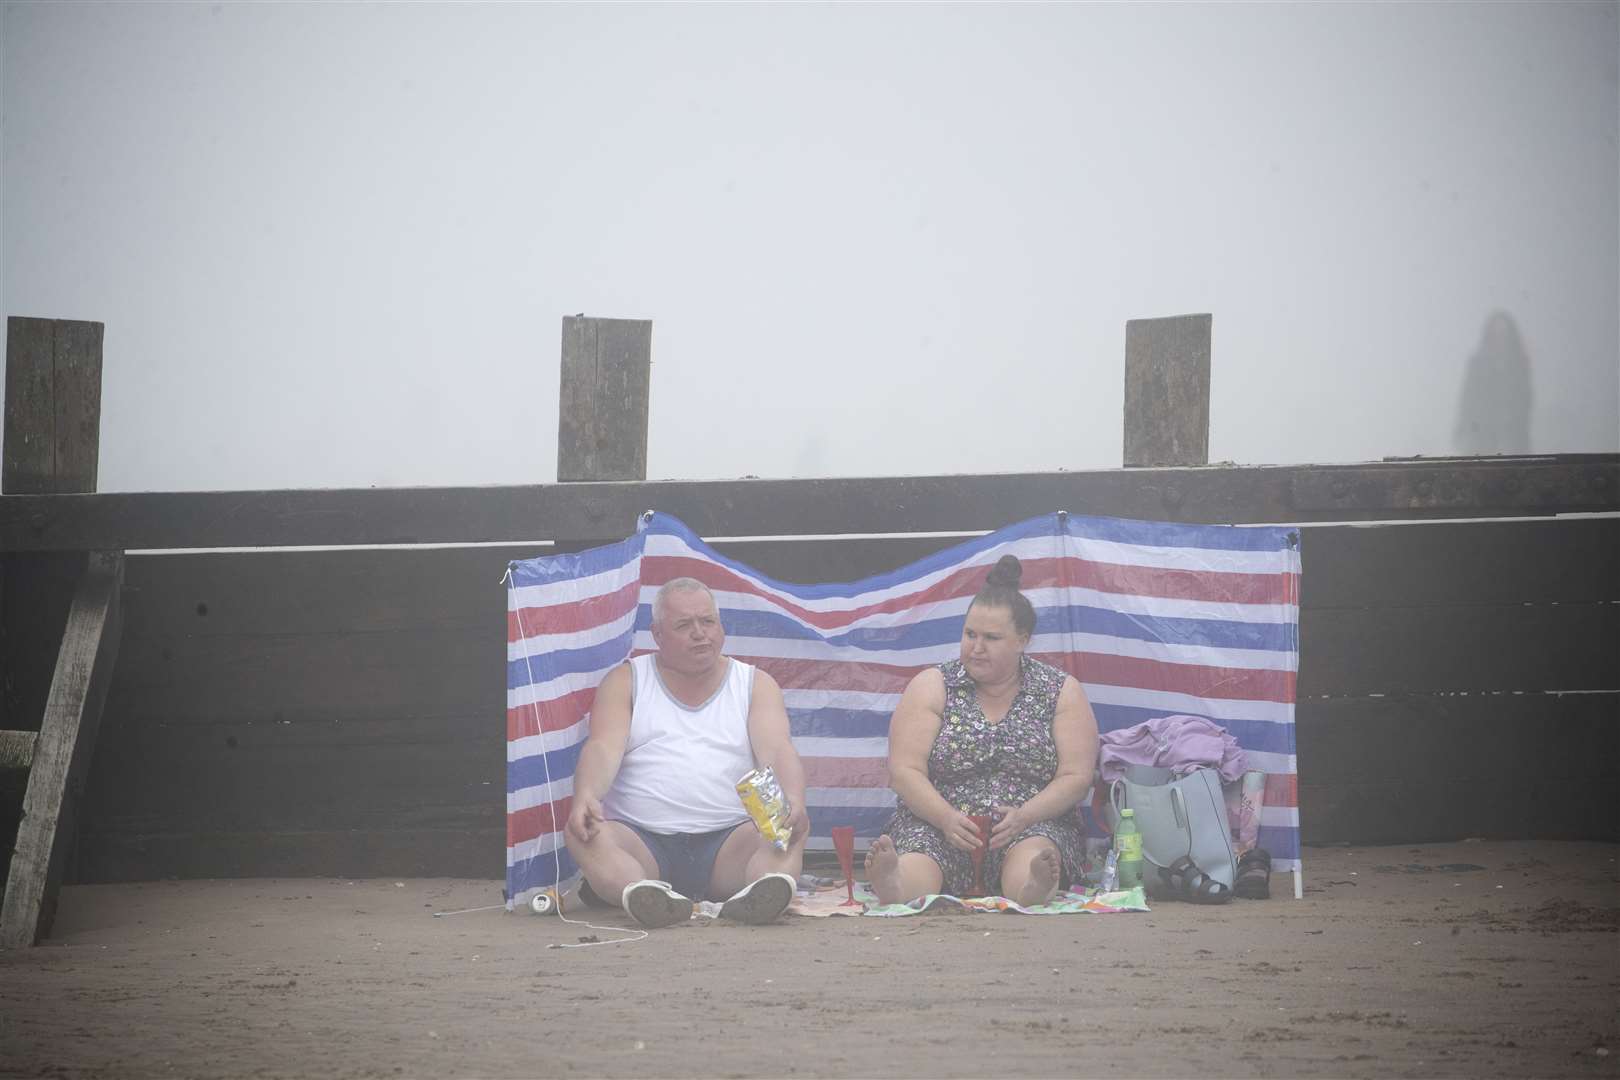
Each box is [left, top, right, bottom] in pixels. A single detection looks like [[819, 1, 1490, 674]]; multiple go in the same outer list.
[[508, 532, 642, 589], [1091, 703, 1296, 757], [1064, 515, 1297, 554], [802, 804, 897, 835], [790, 707, 892, 739], [711, 603, 1295, 655], [506, 628, 634, 690], [507, 847, 580, 895], [1255, 824, 1299, 860], [507, 740, 585, 794], [645, 511, 1061, 602]]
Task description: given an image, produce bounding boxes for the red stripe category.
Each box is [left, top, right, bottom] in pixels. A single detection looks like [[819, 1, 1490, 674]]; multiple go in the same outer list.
[[736, 651, 1294, 704], [644, 552, 1297, 621], [1034, 651, 1297, 704], [1264, 773, 1297, 807], [803, 757, 890, 787], [644, 554, 990, 630], [508, 795, 572, 847], [507, 686, 594, 741], [508, 579, 640, 640]]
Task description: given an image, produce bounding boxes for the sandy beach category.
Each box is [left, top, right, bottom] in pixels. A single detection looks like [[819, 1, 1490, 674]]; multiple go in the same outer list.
[[2, 840, 1616, 1079]]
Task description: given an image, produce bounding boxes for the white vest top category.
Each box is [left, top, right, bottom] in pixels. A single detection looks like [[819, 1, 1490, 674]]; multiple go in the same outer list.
[[602, 653, 756, 833]]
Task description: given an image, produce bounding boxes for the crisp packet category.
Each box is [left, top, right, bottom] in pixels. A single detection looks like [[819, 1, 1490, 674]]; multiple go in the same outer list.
[[736, 765, 793, 851]]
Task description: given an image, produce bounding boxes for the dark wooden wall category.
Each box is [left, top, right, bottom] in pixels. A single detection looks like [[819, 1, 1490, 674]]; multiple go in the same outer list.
[[63, 517, 1617, 883]]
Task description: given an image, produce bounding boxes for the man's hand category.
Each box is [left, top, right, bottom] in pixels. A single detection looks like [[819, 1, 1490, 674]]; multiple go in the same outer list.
[[784, 800, 811, 850], [566, 794, 605, 845], [988, 803, 1031, 850]]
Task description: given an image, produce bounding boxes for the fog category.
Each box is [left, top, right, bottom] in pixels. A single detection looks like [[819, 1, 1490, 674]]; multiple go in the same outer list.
[[2, 1, 1616, 492]]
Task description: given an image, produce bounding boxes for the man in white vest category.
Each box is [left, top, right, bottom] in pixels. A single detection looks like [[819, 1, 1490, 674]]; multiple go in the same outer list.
[[564, 577, 809, 927]]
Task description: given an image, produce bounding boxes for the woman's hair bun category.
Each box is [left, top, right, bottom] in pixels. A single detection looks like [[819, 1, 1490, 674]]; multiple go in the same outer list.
[[984, 554, 1022, 590]]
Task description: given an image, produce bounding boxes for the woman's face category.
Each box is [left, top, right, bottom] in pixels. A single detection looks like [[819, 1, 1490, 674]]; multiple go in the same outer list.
[[960, 601, 1028, 686]]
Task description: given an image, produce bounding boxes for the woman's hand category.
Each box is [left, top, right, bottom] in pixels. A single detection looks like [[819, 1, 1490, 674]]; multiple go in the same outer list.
[[938, 809, 984, 853], [988, 803, 1031, 850]]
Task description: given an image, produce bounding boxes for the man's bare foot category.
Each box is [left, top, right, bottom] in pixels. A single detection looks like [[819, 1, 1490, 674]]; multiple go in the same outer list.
[[864, 835, 905, 905], [1013, 847, 1061, 907]]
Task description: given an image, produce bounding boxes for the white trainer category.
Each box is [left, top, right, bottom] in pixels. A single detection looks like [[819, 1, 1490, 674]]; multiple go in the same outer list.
[[718, 872, 796, 924], [621, 880, 694, 929]]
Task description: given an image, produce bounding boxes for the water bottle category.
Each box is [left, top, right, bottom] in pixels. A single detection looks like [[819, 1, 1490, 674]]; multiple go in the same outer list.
[[1099, 848, 1119, 892], [1115, 808, 1144, 890]]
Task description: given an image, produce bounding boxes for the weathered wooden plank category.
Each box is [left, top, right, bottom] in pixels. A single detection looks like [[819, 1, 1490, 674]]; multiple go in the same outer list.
[[1297, 693, 1617, 844], [1124, 313, 1211, 467], [1, 552, 122, 946], [3, 318, 55, 495], [107, 628, 502, 724], [3, 457, 1615, 552], [557, 316, 651, 482], [49, 320, 104, 494], [76, 824, 503, 883], [1298, 601, 1618, 696], [1298, 518, 1620, 608], [0, 730, 37, 770], [82, 717, 502, 834], [117, 547, 526, 639]]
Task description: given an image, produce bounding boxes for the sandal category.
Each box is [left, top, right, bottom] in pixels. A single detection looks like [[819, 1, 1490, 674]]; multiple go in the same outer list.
[[1234, 848, 1272, 900], [1157, 856, 1232, 905]]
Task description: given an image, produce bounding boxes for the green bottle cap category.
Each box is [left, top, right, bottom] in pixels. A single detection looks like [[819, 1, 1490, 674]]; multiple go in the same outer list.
[[1120, 809, 1135, 818]]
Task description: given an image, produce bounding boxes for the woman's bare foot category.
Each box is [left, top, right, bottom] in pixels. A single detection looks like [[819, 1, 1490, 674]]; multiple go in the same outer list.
[[864, 835, 905, 905], [1012, 846, 1061, 907]]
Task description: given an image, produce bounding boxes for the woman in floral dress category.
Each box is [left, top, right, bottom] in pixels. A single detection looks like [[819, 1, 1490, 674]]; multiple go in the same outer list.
[[865, 555, 1099, 906]]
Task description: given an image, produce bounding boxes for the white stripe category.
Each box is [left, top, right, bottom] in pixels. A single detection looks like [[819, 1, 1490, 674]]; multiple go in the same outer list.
[[647, 531, 1294, 614], [507, 774, 576, 814], [806, 787, 897, 807], [794, 737, 889, 758], [722, 630, 1297, 674], [508, 607, 637, 661], [1260, 805, 1300, 827], [1242, 750, 1297, 774], [783, 688, 903, 713], [1082, 683, 1296, 726], [505, 831, 566, 867], [689, 577, 1296, 636], [644, 532, 1063, 615], [507, 718, 589, 763], [507, 558, 642, 611], [506, 664, 617, 709], [1066, 534, 1295, 575]]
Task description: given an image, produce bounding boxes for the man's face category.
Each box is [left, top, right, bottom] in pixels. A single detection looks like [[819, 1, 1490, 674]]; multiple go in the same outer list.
[[651, 587, 725, 675]]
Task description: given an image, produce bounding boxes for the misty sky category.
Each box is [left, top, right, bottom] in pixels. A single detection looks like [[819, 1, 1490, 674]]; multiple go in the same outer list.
[[2, 1, 1616, 493]]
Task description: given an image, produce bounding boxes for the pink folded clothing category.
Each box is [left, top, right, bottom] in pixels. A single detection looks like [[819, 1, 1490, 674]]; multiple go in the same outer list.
[[1096, 714, 1247, 784]]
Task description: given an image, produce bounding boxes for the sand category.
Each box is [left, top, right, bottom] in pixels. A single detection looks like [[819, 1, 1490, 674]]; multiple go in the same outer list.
[[2, 840, 1617, 1079]]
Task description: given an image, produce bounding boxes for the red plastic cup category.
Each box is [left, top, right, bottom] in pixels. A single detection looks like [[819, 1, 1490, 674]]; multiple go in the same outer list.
[[830, 825, 860, 905], [968, 814, 992, 896]]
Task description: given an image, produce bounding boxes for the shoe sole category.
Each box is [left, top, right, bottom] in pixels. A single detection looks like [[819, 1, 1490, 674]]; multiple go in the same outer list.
[[719, 875, 794, 925], [624, 884, 694, 928]]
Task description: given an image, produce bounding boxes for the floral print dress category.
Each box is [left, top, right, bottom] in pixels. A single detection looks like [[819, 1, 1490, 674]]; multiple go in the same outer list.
[[883, 654, 1085, 896]]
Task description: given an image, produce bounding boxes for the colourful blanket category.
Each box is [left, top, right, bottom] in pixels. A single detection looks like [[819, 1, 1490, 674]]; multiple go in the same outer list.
[[789, 881, 1148, 917]]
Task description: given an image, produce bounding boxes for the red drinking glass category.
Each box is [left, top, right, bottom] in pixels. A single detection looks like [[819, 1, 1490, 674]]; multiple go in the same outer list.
[[968, 814, 992, 896], [830, 825, 860, 906]]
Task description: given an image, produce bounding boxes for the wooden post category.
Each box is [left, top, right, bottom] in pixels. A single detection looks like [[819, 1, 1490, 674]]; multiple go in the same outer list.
[[2, 317, 108, 942], [1123, 313, 1211, 467], [0, 552, 123, 947], [4, 317, 104, 495], [557, 316, 651, 482]]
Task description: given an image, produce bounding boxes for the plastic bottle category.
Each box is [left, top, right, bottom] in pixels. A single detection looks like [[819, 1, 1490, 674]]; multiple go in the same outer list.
[[1099, 848, 1119, 892], [1114, 809, 1144, 890]]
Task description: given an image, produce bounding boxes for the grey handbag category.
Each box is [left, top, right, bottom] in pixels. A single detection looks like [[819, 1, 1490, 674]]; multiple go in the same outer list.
[[1108, 765, 1237, 903]]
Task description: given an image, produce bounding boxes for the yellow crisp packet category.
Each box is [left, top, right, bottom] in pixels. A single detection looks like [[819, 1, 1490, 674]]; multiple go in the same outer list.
[[736, 765, 793, 851]]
